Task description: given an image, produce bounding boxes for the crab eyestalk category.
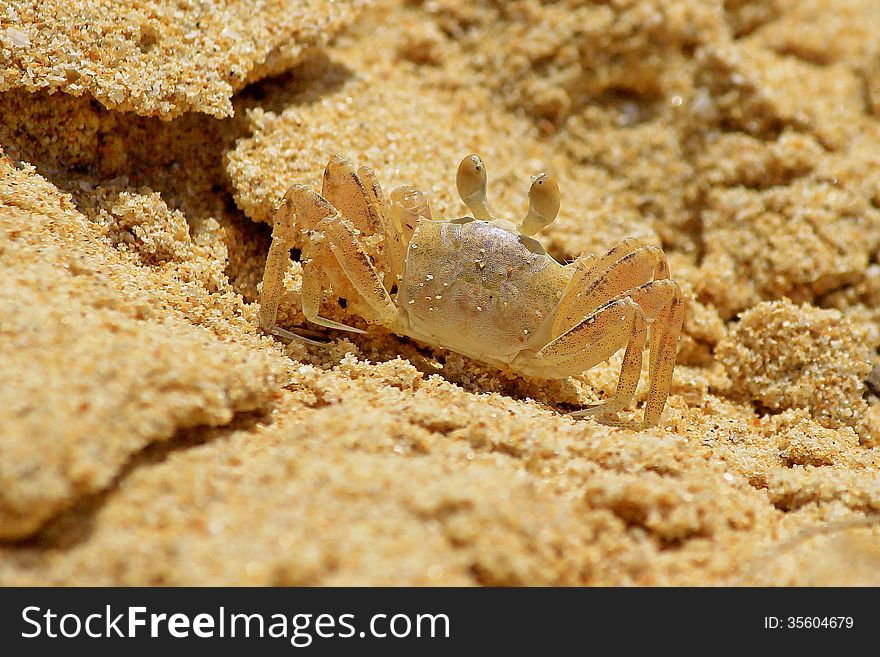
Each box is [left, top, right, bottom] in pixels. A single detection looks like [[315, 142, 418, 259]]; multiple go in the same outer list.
[[456, 154, 495, 221], [520, 172, 560, 236]]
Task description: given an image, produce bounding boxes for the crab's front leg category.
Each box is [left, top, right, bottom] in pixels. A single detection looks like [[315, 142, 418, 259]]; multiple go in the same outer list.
[[322, 156, 412, 289], [626, 280, 684, 427], [523, 298, 649, 423], [551, 238, 667, 337], [258, 218, 296, 334], [559, 280, 683, 427], [545, 239, 683, 428]]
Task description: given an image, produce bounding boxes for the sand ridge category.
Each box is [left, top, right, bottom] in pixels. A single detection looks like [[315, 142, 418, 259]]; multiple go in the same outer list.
[[0, 0, 367, 118]]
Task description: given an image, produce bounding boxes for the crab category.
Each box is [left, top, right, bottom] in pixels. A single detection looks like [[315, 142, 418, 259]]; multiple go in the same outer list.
[[258, 154, 684, 428]]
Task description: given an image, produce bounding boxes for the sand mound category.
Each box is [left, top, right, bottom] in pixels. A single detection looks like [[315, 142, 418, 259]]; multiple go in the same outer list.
[[1, 0, 365, 118]]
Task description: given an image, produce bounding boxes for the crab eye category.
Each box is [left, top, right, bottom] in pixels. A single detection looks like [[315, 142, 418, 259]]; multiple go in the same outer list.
[[456, 154, 487, 201], [530, 173, 560, 220], [520, 171, 560, 236]]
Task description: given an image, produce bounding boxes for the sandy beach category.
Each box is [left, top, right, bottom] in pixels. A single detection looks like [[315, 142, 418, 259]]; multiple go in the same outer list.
[[1, 0, 879, 585]]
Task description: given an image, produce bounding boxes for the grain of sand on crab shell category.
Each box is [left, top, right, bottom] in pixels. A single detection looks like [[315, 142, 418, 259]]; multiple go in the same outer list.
[[0, 0, 367, 118], [226, 57, 658, 259], [0, 161, 285, 541]]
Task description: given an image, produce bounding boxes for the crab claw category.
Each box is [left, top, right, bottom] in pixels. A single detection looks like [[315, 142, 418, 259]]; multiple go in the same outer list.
[[520, 172, 560, 236], [456, 154, 495, 221], [390, 185, 432, 236]]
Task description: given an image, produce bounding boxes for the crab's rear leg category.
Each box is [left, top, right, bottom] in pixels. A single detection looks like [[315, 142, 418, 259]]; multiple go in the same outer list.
[[322, 156, 408, 288], [561, 280, 683, 427], [306, 216, 399, 329], [259, 184, 337, 338]]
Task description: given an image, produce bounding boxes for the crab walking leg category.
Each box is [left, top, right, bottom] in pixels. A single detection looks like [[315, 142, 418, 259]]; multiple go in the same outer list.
[[577, 237, 644, 287], [552, 243, 667, 337], [323, 158, 389, 278], [521, 299, 648, 417], [626, 279, 681, 323], [569, 302, 647, 419], [258, 219, 296, 332], [322, 156, 385, 237], [258, 183, 337, 333], [552, 240, 643, 336], [357, 165, 388, 215], [313, 217, 399, 326], [558, 279, 683, 426], [358, 165, 407, 285], [258, 186, 315, 332], [322, 157, 415, 290], [573, 239, 670, 305], [278, 186, 375, 330], [298, 253, 366, 334], [633, 281, 684, 427], [284, 183, 338, 231], [552, 246, 662, 336]]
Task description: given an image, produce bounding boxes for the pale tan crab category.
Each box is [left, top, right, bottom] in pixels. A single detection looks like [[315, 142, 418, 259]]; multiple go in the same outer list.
[[259, 154, 684, 428]]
